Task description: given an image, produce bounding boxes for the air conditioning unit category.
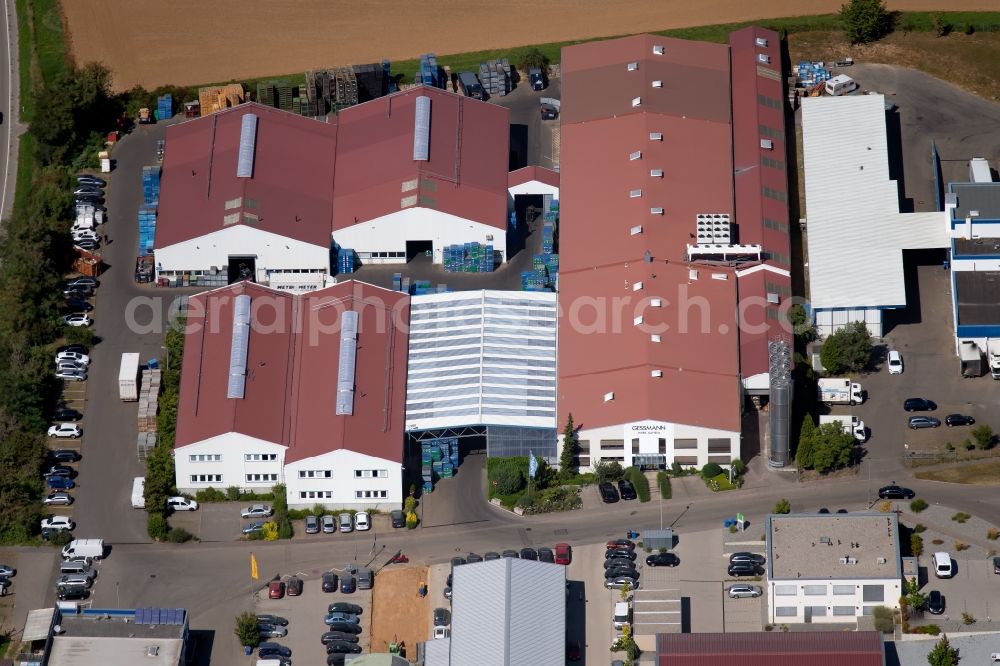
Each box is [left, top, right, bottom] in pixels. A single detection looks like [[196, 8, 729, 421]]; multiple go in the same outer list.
[[755, 37, 769, 47], [757, 54, 771, 64], [652, 45, 664, 55], [761, 139, 774, 150], [876, 557, 887, 564]]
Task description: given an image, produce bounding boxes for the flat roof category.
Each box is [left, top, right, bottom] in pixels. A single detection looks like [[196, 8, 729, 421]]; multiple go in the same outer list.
[[953, 237, 1000, 256], [767, 513, 901, 580], [657, 631, 885, 666], [950, 182, 1000, 220], [954, 271, 1000, 326], [802, 95, 947, 310], [48, 611, 186, 666]]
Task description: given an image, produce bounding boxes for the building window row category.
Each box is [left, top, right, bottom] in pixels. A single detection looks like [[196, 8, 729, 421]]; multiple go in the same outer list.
[[355, 490, 389, 499], [190, 474, 222, 483], [245, 453, 278, 461], [757, 94, 783, 110], [246, 473, 278, 483], [357, 251, 407, 259], [762, 156, 785, 171], [766, 307, 781, 321], [189, 454, 221, 462], [762, 186, 786, 202], [765, 281, 791, 298], [299, 470, 333, 479], [355, 469, 389, 479], [763, 217, 789, 234], [766, 251, 790, 265], [299, 490, 334, 499], [267, 268, 324, 274], [759, 125, 783, 140]]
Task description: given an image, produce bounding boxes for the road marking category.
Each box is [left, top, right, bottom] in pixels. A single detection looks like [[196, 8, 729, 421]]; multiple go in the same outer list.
[[1, 0, 12, 218]]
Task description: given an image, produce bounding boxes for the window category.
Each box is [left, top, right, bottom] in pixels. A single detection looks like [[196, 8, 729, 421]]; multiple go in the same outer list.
[[762, 156, 785, 171], [804, 585, 827, 596], [759, 125, 782, 140], [763, 217, 789, 234], [631, 97, 642, 108], [649, 132, 663, 141], [674, 438, 698, 450], [650, 169, 663, 178], [630, 225, 642, 236], [189, 454, 221, 462], [755, 37, 769, 47], [601, 439, 625, 451], [757, 94, 782, 109], [629, 151, 642, 160], [762, 186, 786, 202], [245, 453, 277, 462], [862, 585, 884, 602], [832, 606, 856, 616], [652, 45, 664, 55], [354, 469, 389, 479], [774, 585, 796, 596], [651, 80, 662, 88], [807, 606, 827, 617], [774, 607, 797, 617], [631, 438, 640, 454], [757, 53, 771, 64], [707, 438, 731, 454], [355, 490, 389, 499], [650, 207, 664, 215], [299, 490, 334, 499], [658, 438, 667, 454], [190, 474, 222, 483], [651, 334, 661, 342], [629, 189, 642, 198], [833, 585, 855, 595], [577, 440, 590, 453], [627, 62, 638, 71], [298, 470, 333, 479], [246, 473, 278, 483]]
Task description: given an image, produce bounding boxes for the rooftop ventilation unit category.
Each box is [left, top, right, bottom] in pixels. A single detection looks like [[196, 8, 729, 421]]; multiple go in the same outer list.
[[650, 169, 663, 178], [688, 244, 762, 263], [227, 295, 251, 399], [760, 139, 774, 150], [630, 189, 642, 198], [651, 334, 661, 342], [755, 37, 769, 47], [632, 97, 642, 108], [336, 310, 359, 416], [689, 269, 699, 281], [652, 45, 664, 55], [629, 151, 642, 160], [413, 95, 431, 161], [627, 62, 639, 71], [649, 132, 663, 141], [695, 213, 732, 244], [651, 370, 663, 377], [630, 225, 643, 236], [604, 392, 615, 402], [632, 281, 644, 291], [757, 54, 771, 64], [652, 80, 662, 88], [650, 207, 664, 215], [236, 113, 258, 178]]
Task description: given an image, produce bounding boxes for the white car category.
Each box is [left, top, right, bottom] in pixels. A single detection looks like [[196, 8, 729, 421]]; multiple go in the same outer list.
[[241, 504, 273, 519], [432, 626, 450, 639], [55, 351, 90, 365], [48, 424, 82, 438], [63, 314, 92, 327], [167, 497, 199, 511], [41, 515, 75, 531], [887, 350, 903, 375], [354, 511, 371, 531]]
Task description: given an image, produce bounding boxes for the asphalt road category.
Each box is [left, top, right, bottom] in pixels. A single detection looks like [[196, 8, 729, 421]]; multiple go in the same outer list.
[[490, 77, 560, 170], [1, 0, 20, 220]]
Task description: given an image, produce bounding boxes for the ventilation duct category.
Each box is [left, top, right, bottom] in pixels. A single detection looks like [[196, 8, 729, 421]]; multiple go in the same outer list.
[[413, 96, 431, 161], [227, 295, 251, 398], [336, 310, 359, 415], [236, 114, 258, 178]]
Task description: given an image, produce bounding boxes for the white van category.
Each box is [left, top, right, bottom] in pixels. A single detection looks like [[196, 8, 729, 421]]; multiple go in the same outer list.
[[933, 552, 954, 578], [256, 661, 284, 666], [131, 477, 146, 509], [613, 601, 631, 629], [62, 539, 104, 560]]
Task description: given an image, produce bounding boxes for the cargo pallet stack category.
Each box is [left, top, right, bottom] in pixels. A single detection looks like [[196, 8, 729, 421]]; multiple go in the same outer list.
[[198, 84, 245, 116], [156, 94, 172, 121], [137, 365, 161, 434], [392, 273, 403, 292], [442, 242, 496, 272], [418, 54, 443, 88], [479, 58, 511, 97], [137, 432, 157, 463], [143, 166, 161, 206], [336, 248, 356, 275], [521, 270, 547, 291], [421, 444, 434, 493], [352, 61, 389, 102], [794, 61, 832, 89], [137, 207, 156, 256], [412, 280, 437, 295]]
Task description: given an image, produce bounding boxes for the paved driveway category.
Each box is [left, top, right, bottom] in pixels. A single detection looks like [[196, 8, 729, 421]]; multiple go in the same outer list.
[[490, 77, 561, 170], [419, 454, 494, 528], [912, 556, 1000, 629], [723, 587, 764, 631]]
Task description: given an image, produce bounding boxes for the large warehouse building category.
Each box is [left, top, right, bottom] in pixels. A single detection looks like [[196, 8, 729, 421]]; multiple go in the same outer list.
[[557, 28, 793, 470]]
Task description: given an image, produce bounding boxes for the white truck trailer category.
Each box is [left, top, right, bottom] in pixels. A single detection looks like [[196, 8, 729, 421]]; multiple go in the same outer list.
[[119, 353, 140, 401], [988, 340, 1000, 380], [819, 415, 867, 442], [817, 378, 864, 405]]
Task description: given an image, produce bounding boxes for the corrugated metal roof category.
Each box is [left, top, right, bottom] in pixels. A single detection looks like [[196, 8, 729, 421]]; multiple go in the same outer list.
[[657, 631, 885, 666], [451, 559, 565, 666], [507, 165, 560, 189], [802, 95, 947, 310]]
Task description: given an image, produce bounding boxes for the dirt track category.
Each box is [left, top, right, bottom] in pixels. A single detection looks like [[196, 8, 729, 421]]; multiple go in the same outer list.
[[62, 0, 999, 91]]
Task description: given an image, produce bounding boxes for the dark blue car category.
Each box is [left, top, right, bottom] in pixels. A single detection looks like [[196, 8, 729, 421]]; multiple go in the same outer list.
[[47, 476, 75, 490]]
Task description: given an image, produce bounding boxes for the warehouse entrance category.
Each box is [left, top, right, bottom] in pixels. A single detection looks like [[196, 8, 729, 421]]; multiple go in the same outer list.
[[227, 255, 256, 283], [406, 240, 433, 262]]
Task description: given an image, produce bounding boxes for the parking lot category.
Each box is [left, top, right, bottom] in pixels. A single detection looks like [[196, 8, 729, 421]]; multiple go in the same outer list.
[[911, 556, 1000, 630]]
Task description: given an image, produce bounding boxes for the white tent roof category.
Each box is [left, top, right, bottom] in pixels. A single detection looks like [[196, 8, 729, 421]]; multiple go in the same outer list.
[[802, 94, 947, 311]]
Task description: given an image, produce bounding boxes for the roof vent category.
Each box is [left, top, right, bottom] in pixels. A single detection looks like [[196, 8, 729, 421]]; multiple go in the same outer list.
[[630, 189, 642, 198], [876, 557, 887, 564], [145, 646, 160, 657], [336, 310, 359, 416], [649, 132, 663, 141], [652, 45, 664, 55], [413, 95, 431, 161], [227, 295, 251, 399], [629, 151, 642, 161], [651, 80, 662, 88], [632, 97, 642, 108], [604, 392, 615, 402], [757, 54, 771, 64], [627, 62, 638, 72], [632, 281, 643, 291], [650, 207, 664, 215], [630, 225, 643, 236], [651, 370, 663, 378], [650, 298, 662, 307], [760, 139, 774, 150], [236, 113, 258, 178], [651, 334, 661, 343], [755, 37, 769, 47], [689, 269, 699, 281], [650, 169, 663, 178], [633, 315, 644, 326]]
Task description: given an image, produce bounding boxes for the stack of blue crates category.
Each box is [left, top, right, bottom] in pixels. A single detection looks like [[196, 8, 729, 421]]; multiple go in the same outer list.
[[142, 166, 160, 206], [138, 207, 156, 255], [795, 61, 831, 89], [337, 248, 355, 275], [421, 443, 433, 493], [521, 270, 547, 291], [156, 94, 172, 121], [418, 53, 441, 88], [392, 273, 403, 292], [412, 279, 433, 295], [442, 242, 496, 272]]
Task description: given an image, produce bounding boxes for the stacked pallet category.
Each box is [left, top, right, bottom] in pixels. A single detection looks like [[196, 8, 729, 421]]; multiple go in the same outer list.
[[418, 54, 442, 88], [137, 367, 161, 433], [137, 207, 156, 256], [336, 248, 355, 275], [197, 84, 245, 116], [479, 58, 511, 97], [443, 242, 496, 272], [352, 61, 389, 102], [156, 94, 172, 121], [306, 67, 360, 112], [142, 166, 160, 206], [137, 432, 157, 463]]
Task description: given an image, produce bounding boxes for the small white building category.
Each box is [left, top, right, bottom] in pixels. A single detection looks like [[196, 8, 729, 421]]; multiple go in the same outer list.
[[765, 512, 903, 624]]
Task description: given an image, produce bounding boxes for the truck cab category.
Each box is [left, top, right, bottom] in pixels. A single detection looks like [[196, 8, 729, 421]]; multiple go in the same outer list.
[[819, 415, 867, 443]]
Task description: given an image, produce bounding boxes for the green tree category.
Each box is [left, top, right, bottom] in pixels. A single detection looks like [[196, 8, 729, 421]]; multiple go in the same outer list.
[[701, 462, 722, 479], [839, 0, 892, 44], [234, 611, 261, 648], [911, 533, 924, 557], [796, 417, 817, 469], [905, 577, 926, 610], [493, 465, 525, 495], [594, 460, 625, 484], [147, 513, 168, 541], [730, 458, 746, 477], [820, 321, 873, 374], [971, 425, 995, 450], [927, 634, 960, 666], [871, 605, 894, 633], [808, 423, 856, 473], [774, 498, 791, 514], [788, 303, 816, 343], [514, 47, 549, 72], [559, 413, 578, 478]]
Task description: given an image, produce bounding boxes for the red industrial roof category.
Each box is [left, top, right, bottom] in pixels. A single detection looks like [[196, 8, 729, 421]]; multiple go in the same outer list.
[[176, 280, 410, 463], [156, 103, 338, 249], [332, 86, 509, 232], [508, 165, 560, 189], [557, 34, 741, 433], [656, 631, 886, 666]]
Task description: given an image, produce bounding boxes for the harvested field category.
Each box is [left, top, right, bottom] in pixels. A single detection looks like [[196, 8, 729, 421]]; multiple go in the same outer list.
[[62, 1, 1000, 91], [370, 565, 429, 657]]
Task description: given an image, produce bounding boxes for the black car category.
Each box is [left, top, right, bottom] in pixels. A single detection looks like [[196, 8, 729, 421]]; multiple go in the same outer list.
[[646, 552, 680, 567], [466, 552, 483, 564], [603, 558, 637, 571], [945, 414, 976, 427], [729, 552, 766, 565], [451, 556, 466, 569], [904, 398, 936, 412], [322, 572, 339, 593], [817, 507, 830, 514], [541, 106, 558, 120], [604, 568, 639, 580], [926, 590, 945, 615], [598, 482, 620, 503], [57, 586, 90, 600], [328, 602, 363, 615], [326, 641, 362, 655], [49, 449, 81, 462], [327, 654, 346, 666], [878, 485, 915, 500], [520, 548, 538, 561], [323, 622, 362, 635], [501, 549, 520, 558], [321, 631, 359, 644], [255, 614, 288, 627], [390, 509, 406, 528], [994, 556, 1000, 575], [727, 562, 761, 577], [63, 284, 93, 297], [258, 643, 292, 659], [484, 551, 501, 561], [74, 240, 100, 252], [340, 575, 356, 594], [433, 607, 451, 626], [606, 549, 636, 561], [64, 276, 99, 289], [617, 479, 637, 500], [64, 299, 94, 313], [53, 407, 83, 422], [76, 175, 107, 187], [908, 416, 941, 429], [537, 547, 555, 563]]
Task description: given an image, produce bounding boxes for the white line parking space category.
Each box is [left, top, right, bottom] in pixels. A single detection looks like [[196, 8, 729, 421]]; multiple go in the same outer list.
[[723, 586, 764, 632], [633, 566, 681, 635]]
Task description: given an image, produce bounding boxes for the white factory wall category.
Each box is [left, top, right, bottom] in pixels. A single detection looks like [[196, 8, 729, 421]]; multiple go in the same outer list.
[[767, 577, 901, 624], [174, 433, 286, 493], [155, 225, 331, 282], [814, 308, 884, 338], [333, 207, 505, 265], [575, 420, 740, 471], [284, 449, 403, 510]]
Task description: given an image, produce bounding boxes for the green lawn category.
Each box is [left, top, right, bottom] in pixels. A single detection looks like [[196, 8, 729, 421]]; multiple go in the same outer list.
[[705, 473, 739, 492], [915, 461, 1000, 485]]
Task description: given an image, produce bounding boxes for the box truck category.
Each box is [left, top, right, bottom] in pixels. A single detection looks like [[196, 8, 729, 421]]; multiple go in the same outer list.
[[62, 539, 105, 560], [989, 340, 1000, 379], [131, 477, 146, 509], [817, 378, 864, 405], [819, 415, 867, 442], [119, 353, 140, 400]]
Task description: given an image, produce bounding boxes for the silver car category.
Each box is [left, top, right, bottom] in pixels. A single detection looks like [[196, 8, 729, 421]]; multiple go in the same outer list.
[[728, 584, 762, 599], [56, 369, 87, 382], [44, 492, 74, 506], [339, 512, 353, 533], [57, 574, 93, 589], [258, 624, 288, 638], [322, 514, 337, 533]]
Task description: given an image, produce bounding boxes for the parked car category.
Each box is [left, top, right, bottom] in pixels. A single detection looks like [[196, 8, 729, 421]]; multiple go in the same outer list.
[[255, 615, 288, 627], [305, 515, 320, 534], [48, 423, 81, 438], [47, 476, 75, 490], [727, 562, 761, 577], [606, 539, 635, 551], [606, 549, 636, 561], [945, 414, 976, 427], [56, 361, 88, 374], [322, 572, 339, 593], [267, 580, 285, 599], [604, 566, 639, 580], [57, 574, 93, 588], [933, 552, 954, 578], [44, 465, 76, 478], [908, 416, 941, 429], [74, 186, 103, 196], [617, 479, 637, 500], [566, 640, 581, 662], [541, 106, 558, 120], [322, 514, 337, 533], [41, 515, 75, 531], [257, 643, 292, 659], [605, 576, 640, 590], [926, 590, 945, 615], [466, 552, 484, 564], [604, 556, 637, 570], [324, 612, 360, 625], [354, 511, 370, 531], [44, 492, 74, 506], [286, 576, 303, 596], [484, 551, 501, 561], [326, 642, 362, 655], [728, 584, 762, 599], [321, 631, 359, 644], [887, 350, 903, 374], [54, 368, 87, 382], [646, 552, 680, 567], [166, 497, 198, 511], [878, 485, 915, 500], [339, 512, 353, 533], [729, 552, 766, 565], [52, 407, 84, 420], [242, 521, 265, 535], [340, 575, 356, 594], [390, 509, 405, 528], [57, 586, 90, 601], [74, 240, 100, 252], [63, 299, 94, 313], [328, 602, 363, 615], [76, 175, 106, 187], [49, 449, 81, 463], [598, 482, 620, 503], [57, 344, 88, 355], [258, 624, 288, 638], [241, 504, 272, 518], [433, 608, 451, 627], [501, 549, 519, 558], [520, 548, 538, 561], [537, 547, 554, 563], [555, 543, 572, 565], [63, 314, 92, 327], [904, 398, 936, 412], [994, 556, 1000, 575], [324, 621, 361, 635]]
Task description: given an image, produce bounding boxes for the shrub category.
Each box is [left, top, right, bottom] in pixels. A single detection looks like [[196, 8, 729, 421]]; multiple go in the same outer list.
[[952, 512, 971, 524], [910, 534, 924, 557], [773, 499, 791, 515], [194, 487, 227, 503], [49, 531, 73, 547], [276, 519, 293, 540], [657, 471, 672, 499], [166, 527, 192, 543], [730, 458, 745, 477], [405, 511, 418, 529], [962, 611, 976, 625], [972, 424, 995, 450], [910, 499, 928, 513], [226, 486, 241, 501], [262, 522, 279, 541], [493, 464, 525, 495], [286, 509, 312, 520], [670, 461, 684, 476], [312, 503, 327, 517], [988, 528, 999, 541], [593, 460, 625, 484], [911, 624, 941, 635], [945, 443, 955, 452], [404, 496, 417, 514], [147, 513, 168, 541], [913, 523, 926, 533], [963, 440, 975, 451], [624, 467, 650, 502], [701, 462, 723, 479], [871, 605, 894, 633], [729, 524, 737, 533], [234, 611, 260, 648], [955, 541, 970, 552]]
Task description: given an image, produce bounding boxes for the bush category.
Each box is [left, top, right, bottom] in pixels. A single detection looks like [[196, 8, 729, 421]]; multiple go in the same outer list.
[[963, 440, 975, 451], [700, 462, 722, 479], [955, 541, 970, 552], [262, 522, 279, 541], [871, 605, 894, 633], [518, 486, 582, 514], [910, 499, 928, 513], [404, 495, 417, 514], [49, 531, 73, 547], [234, 611, 260, 648], [952, 512, 971, 524], [932, 539, 944, 545], [962, 611, 976, 625], [657, 471, 672, 499], [493, 464, 525, 495], [839, 0, 892, 44], [773, 499, 791, 515], [972, 424, 995, 450], [276, 520, 293, 540], [194, 487, 227, 503], [166, 527, 192, 543], [988, 528, 998, 541], [913, 523, 926, 533], [226, 486, 241, 501], [730, 458, 745, 477], [405, 511, 418, 529], [624, 467, 650, 502], [147, 513, 168, 541], [286, 509, 312, 520], [593, 460, 625, 484], [670, 461, 684, 476], [910, 533, 924, 557], [911, 624, 941, 635]]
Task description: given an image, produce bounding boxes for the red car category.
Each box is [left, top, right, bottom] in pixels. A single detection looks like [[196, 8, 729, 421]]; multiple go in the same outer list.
[[606, 539, 635, 551], [566, 639, 581, 661], [268, 580, 285, 599], [554, 543, 572, 565]]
